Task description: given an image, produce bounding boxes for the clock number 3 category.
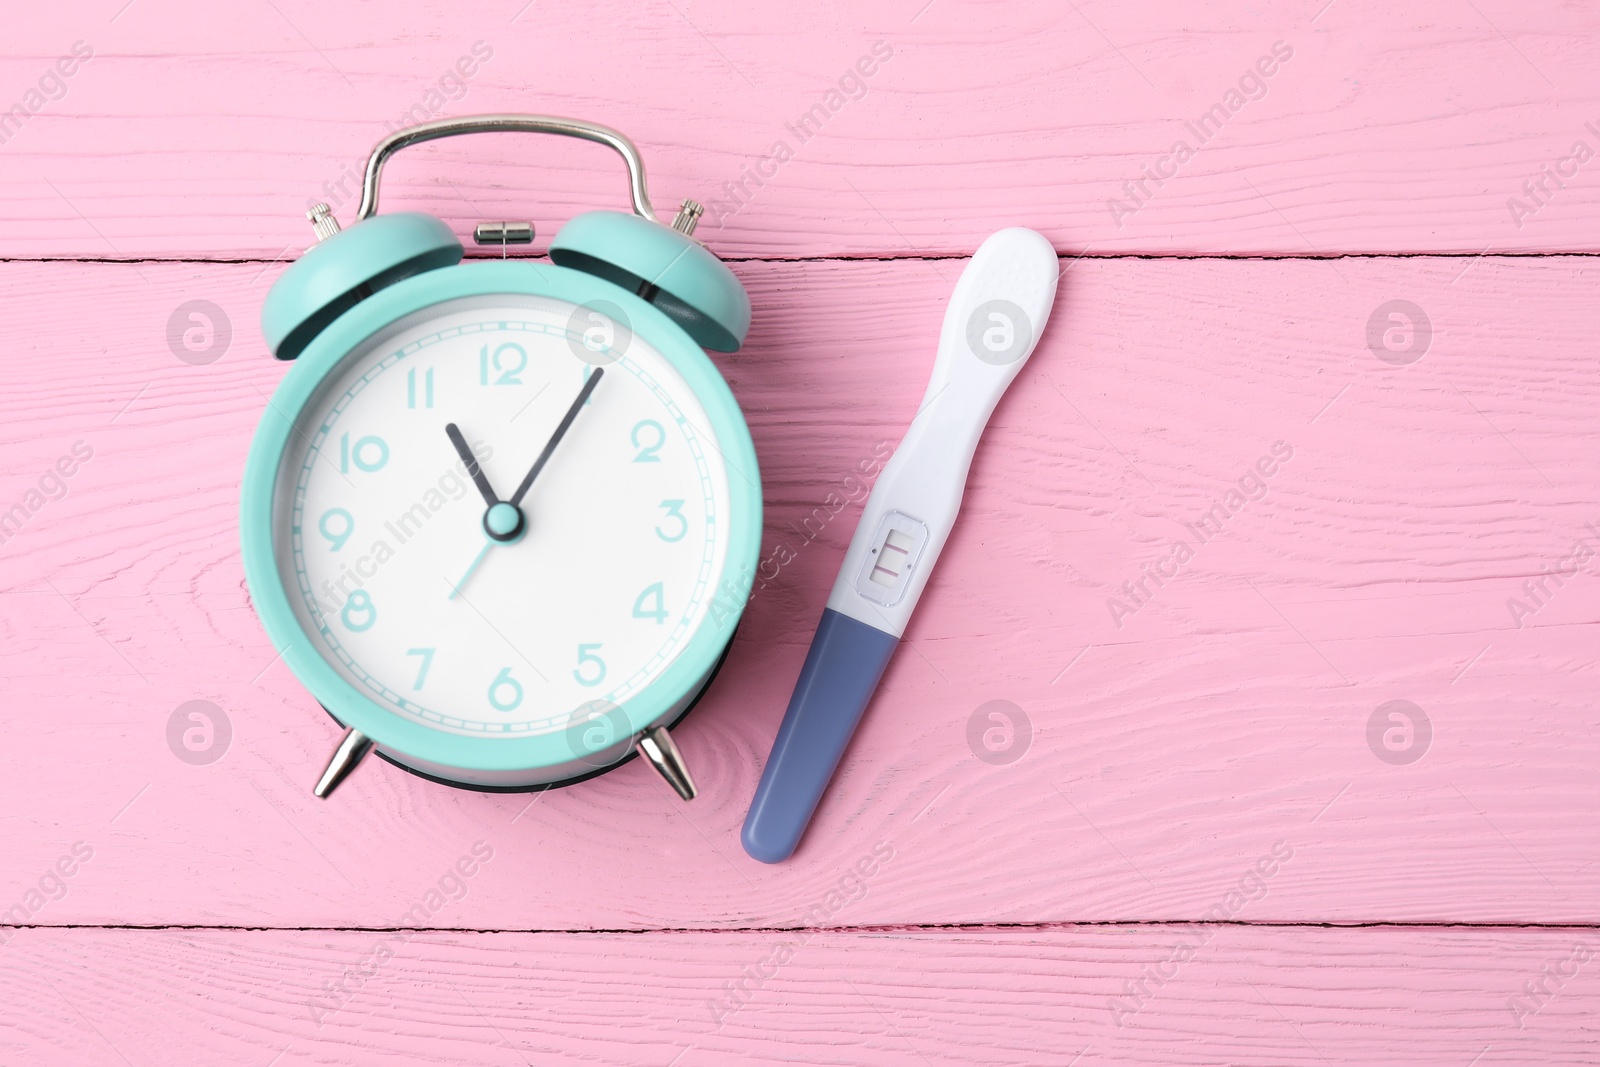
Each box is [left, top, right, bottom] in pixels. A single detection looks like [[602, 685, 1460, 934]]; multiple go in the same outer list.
[[655, 499, 687, 542], [574, 643, 607, 687]]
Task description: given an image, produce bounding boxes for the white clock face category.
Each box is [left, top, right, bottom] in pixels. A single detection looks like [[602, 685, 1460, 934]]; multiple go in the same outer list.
[[271, 294, 733, 742]]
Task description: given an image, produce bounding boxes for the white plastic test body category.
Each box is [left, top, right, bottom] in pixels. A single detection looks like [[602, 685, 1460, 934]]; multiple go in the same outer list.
[[826, 227, 1060, 634], [741, 227, 1060, 863]]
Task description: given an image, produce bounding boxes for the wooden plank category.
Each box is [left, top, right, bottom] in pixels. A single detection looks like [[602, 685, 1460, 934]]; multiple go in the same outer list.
[[0, 254, 1596, 929], [1, 925, 1597, 1065], [2, 2, 1600, 257]]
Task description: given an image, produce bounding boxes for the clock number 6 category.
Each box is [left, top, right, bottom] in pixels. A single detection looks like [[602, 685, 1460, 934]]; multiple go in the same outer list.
[[574, 644, 607, 687], [488, 667, 524, 711]]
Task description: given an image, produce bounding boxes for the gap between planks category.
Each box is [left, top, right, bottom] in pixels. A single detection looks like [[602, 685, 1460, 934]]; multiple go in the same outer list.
[[4, 251, 1600, 267], [6, 920, 1600, 936]]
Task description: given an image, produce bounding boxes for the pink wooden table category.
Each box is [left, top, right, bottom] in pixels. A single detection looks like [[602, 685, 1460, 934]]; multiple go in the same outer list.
[[2, 1, 1598, 1063]]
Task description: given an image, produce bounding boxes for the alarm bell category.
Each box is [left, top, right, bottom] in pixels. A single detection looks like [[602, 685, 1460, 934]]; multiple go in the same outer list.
[[260, 114, 750, 361]]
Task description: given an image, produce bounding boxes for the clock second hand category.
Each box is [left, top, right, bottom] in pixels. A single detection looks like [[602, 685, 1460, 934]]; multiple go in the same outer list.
[[446, 537, 494, 601], [444, 368, 606, 599]]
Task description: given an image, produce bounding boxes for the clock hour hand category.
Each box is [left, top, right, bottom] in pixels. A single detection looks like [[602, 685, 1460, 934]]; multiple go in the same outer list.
[[445, 422, 499, 506], [508, 368, 605, 507]]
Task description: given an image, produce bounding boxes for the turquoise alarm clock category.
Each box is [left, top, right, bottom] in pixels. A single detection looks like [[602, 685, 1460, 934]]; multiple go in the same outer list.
[[240, 116, 760, 801]]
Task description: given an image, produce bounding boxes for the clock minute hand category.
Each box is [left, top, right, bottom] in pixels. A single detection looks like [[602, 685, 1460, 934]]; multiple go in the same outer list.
[[509, 368, 604, 507], [445, 422, 500, 506]]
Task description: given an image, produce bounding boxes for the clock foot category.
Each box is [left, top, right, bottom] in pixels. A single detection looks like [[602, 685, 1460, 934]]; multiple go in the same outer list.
[[313, 728, 373, 799], [637, 725, 696, 801]]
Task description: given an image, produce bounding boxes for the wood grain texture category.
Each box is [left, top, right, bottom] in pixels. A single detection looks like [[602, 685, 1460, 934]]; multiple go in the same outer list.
[[2, 2, 1600, 257], [3, 925, 1598, 1065], [5, 2, 1599, 1056], [1, 255, 1595, 928]]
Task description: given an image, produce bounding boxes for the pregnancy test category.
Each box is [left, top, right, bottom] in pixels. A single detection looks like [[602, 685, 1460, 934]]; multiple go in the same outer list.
[[741, 227, 1060, 863]]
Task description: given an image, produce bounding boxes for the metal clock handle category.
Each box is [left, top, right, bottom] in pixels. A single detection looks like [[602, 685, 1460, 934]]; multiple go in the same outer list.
[[354, 114, 665, 226]]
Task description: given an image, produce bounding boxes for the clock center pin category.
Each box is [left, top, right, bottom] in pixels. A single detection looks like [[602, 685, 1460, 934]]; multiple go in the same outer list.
[[483, 501, 525, 543]]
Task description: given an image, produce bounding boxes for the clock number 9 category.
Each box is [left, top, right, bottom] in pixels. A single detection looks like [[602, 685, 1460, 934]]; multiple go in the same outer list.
[[574, 643, 607, 687], [631, 420, 665, 463], [319, 507, 354, 551], [480, 342, 527, 386], [341, 589, 376, 632], [633, 582, 668, 625], [488, 667, 524, 711], [655, 500, 687, 542]]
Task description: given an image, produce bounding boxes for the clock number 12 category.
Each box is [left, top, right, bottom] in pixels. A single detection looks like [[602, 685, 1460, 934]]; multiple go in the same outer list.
[[480, 342, 528, 386]]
